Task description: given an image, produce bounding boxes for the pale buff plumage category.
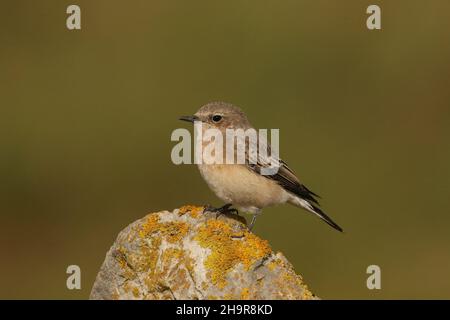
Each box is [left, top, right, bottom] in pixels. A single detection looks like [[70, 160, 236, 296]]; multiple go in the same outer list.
[[198, 163, 291, 213]]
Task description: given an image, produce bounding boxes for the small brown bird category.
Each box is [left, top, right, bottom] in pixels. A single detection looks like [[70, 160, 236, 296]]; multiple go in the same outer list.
[[180, 101, 343, 232]]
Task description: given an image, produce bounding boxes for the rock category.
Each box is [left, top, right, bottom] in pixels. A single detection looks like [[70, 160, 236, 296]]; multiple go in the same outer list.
[[90, 205, 317, 300]]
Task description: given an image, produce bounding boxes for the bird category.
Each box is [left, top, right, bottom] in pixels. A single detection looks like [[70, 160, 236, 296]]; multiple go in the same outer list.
[[179, 101, 343, 232]]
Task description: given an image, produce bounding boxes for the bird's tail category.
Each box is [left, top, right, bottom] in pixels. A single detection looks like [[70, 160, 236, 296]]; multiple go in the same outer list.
[[289, 196, 343, 232]]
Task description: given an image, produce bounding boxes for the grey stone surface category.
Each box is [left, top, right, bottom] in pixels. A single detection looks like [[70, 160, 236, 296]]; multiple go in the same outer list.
[[90, 205, 317, 300]]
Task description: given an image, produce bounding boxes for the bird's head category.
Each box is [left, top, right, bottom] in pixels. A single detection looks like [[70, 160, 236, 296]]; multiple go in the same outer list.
[[179, 101, 251, 131]]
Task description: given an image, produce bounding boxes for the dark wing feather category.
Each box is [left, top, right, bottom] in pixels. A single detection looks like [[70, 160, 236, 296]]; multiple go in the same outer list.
[[243, 135, 320, 203], [248, 159, 320, 205]]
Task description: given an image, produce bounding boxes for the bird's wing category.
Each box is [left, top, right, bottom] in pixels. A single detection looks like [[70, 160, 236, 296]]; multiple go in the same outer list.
[[244, 135, 320, 204]]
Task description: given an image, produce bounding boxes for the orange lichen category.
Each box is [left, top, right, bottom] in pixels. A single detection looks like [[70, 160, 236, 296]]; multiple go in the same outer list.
[[162, 221, 189, 243], [116, 246, 128, 269], [111, 291, 120, 300], [240, 287, 250, 300], [114, 246, 138, 279], [142, 243, 195, 294], [123, 281, 136, 295], [178, 205, 204, 218], [301, 288, 314, 300], [281, 271, 314, 299], [138, 237, 161, 273], [267, 256, 315, 300], [139, 214, 189, 243], [267, 260, 277, 271], [108, 208, 316, 300], [195, 219, 272, 288], [130, 213, 197, 294], [223, 293, 234, 300], [161, 248, 183, 263], [132, 287, 140, 298], [139, 214, 160, 238], [189, 207, 203, 218]]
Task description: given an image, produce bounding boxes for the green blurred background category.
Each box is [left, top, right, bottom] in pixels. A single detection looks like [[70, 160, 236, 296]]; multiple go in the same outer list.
[[1, 0, 449, 299]]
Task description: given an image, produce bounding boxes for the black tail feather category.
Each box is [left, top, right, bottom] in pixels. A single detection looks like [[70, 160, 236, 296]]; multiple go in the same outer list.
[[310, 204, 343, 232]]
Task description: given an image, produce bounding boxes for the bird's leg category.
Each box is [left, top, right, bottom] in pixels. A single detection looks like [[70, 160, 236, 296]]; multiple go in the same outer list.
[[249, 215, 258, 230], [248, 209, 262, 231]]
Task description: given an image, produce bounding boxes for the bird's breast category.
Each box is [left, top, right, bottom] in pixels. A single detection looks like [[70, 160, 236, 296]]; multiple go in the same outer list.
[[197, 164, 289, 210]]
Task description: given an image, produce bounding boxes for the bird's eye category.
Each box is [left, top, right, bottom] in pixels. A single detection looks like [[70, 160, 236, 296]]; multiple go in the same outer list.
[[212, 115, 222, 122]]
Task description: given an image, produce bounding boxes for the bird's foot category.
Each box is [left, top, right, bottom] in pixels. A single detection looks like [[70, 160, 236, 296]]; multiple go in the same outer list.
[[205, 203, 239, 219]]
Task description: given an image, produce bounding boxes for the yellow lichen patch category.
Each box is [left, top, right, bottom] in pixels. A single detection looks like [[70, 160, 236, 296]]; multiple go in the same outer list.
[[282, 271, 314, 300], [161, 221, 189, 243], [267, 260, 277, 271], [143, 246, 194, 294], [139, 214, 161, 238], [301, 288, 314, 300], [139, 214, 189, 243], [123, 281, 132, 294], [160, 247, 184, 264], [132, 287, 140, 298], [238, 232, 272, 269], [116, 246, 128, 269], [178, 205, 204, 218], [240, 287, 250, 300], [223, 293, 235, 300], [172, 268, 189, 291], [115, 246, 137, 279], [111, 291, 120, 300], [184, 255, 195, 275], [137, 214, 192, 293], [137, 236, 161, 273], [189, 207, 204, 218], [270, 256, 315, 300], [136, 215, 189, 290], [144, 273, 159, 292], [195, 219, 272, 288]]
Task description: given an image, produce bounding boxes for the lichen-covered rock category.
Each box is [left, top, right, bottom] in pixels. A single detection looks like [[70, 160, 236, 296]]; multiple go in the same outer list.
[[90, 205, 317, 300]]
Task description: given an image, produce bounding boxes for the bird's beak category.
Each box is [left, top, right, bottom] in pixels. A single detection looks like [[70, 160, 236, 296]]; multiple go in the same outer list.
[[179, 115, 199, 123]]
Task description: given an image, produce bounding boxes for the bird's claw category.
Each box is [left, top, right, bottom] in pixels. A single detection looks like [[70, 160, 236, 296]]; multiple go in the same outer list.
[[205, 203, 239, 219]]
